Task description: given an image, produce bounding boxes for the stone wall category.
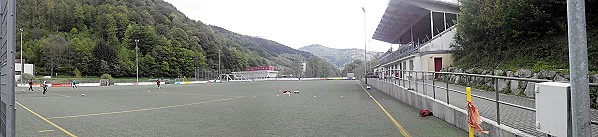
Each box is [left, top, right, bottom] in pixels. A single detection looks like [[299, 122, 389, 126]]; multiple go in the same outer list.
[[440, 67, 598, 98]]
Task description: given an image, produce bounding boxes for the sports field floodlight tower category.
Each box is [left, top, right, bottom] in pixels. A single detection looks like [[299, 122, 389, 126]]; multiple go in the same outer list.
[[19, 28, 22, 86], [135, 39, 140, 84], [362, 6, 368, 85]]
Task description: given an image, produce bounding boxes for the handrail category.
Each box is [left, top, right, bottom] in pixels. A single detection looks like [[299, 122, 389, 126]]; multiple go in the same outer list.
[[392, 69, 552, 83], [416, 79, 536, 111], [386, 69, 597, 86], [369, 69, 598, 129]]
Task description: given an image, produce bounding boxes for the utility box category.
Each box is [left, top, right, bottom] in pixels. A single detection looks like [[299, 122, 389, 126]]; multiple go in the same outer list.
[[535, 82, 571, 137]]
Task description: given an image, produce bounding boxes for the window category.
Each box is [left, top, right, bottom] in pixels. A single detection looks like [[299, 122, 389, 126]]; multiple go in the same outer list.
[[409, 60, 414, 70]]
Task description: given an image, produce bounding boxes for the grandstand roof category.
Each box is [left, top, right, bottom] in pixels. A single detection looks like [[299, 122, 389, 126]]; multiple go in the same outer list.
[[372, 0, 460, 44]]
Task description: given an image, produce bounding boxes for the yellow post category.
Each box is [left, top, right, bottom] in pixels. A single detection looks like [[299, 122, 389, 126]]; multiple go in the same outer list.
[[466, 87, 472, 102], [467, 87, 474, 137]]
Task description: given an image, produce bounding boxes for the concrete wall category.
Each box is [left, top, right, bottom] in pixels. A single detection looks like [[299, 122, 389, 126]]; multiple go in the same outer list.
[[419, 27, 456, 53], [364, 78, 533, 137]]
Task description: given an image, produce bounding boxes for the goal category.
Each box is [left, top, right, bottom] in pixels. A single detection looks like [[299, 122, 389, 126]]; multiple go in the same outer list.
[[149, 79, 171, 84], [99, 79, 111, 86]]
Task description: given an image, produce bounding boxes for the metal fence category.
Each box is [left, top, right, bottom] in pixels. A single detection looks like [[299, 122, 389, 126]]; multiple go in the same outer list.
[[373, 69, 598, 136]]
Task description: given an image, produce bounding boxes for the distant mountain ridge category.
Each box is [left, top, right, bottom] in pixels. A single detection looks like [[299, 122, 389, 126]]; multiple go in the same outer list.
[[211, 26, 313, 59], [298, 44, 381, 69]]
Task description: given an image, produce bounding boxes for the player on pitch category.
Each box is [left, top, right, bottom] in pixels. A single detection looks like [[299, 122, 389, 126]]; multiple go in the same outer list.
[[41, 80, 47, 91], [157, 79, 161, 89], [27, 79, 33, 91], [72, 79, 78, 89], [42, 81, 48, 97]]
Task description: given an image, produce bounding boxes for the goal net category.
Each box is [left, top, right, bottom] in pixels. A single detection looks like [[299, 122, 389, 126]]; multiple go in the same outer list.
[[99, 79, 111, 86], [149, 79, 171, 84], [174, 78, 186, 83]]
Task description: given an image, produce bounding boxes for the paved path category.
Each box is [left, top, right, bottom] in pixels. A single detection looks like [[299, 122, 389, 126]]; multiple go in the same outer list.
[[369, 78, 598, 136]]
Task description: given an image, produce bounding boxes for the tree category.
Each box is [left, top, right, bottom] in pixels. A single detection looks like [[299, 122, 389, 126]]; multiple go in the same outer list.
[[305, 57, 339, 78], [453, 0, 597, 71], [93, 38, 117, 62], [341, 60, 363, 75], [70, 36, 96, 75], [140, 54, 158, 77], [41, 35, 69, 76], [15, 0, 323, 78]]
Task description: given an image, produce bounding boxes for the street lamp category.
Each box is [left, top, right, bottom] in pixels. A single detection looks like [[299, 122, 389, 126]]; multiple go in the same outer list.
[[362, 7, 368, 85], [135, 39, 139, 85], [19, 28, 23, 86], [218, 49, 221, 77]]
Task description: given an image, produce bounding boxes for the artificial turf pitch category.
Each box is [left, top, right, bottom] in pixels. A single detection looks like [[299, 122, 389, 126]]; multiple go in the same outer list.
[[15, 80, 466, 137]]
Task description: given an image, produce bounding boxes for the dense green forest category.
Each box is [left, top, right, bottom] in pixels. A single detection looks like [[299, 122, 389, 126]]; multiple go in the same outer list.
[[453, 0, 598, 72], [16, 0, 338, 78], [340, 57, 380, 77]]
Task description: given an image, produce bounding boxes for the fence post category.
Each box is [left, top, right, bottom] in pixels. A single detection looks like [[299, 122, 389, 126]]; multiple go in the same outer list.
[[415, 72, 419, 93], [446, 74, 450, 104], [422, 72, 426, 95], [495, 77, 501, 125], [401, 71, 407, 88], [467, 75, 470, 87], [409, 71, 412, 90], [397, 70, 403, 86], [394, 70, 397, 85], [433, 72, 436, 99]]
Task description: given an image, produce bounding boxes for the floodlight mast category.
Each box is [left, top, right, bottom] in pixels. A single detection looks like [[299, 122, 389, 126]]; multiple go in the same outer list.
[[135, 39, 139, 84]]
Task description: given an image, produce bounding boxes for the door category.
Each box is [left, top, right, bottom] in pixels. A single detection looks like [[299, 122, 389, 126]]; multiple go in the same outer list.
[[434, 58, 442, 78]]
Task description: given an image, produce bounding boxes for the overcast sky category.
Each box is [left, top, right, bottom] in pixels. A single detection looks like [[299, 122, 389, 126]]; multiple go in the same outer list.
[[162, 0, 398, 52]]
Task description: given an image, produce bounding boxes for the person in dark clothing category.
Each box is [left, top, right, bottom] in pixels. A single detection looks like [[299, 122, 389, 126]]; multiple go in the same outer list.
[[157, 79, 161, 89], [72, 80, 78, 89], [28, 79, 33, 91], [42, 84, 48, 97]]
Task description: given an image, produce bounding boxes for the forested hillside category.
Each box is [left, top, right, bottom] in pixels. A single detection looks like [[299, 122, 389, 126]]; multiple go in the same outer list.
[[15, 0, 331, 78], [298, 44, 380, 69], [453, 0, 598, 72], [210, 26, 315, 75], [340, 58, 380, 77]]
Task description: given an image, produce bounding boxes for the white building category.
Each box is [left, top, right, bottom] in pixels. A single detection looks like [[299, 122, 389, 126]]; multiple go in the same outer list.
[[300, 62, 306, 72], [15, 63, 34, 81], [372, 0, 459, 80]]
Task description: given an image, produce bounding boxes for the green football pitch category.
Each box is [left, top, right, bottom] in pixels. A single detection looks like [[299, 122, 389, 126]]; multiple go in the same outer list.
[[15, 80, 465, 137]]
